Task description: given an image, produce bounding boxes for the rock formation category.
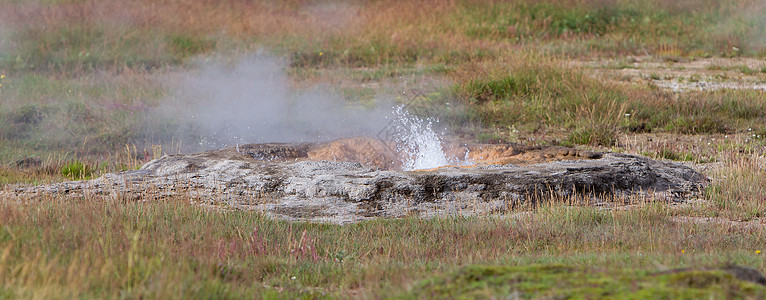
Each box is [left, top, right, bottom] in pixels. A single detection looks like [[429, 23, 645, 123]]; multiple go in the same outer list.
[[6, 137, 708, 223]]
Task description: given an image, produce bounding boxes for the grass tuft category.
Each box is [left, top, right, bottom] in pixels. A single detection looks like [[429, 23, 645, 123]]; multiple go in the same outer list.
[[167, 34, 216, 60], [566, 125, 618, 147], [60, 161, 92, 180]]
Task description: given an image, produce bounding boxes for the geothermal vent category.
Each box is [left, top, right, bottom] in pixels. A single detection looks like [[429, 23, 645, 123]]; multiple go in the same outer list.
[[9, 137, 708, 223]]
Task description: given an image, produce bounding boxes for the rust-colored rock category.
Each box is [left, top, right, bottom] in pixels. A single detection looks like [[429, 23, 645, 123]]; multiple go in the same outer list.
[[307, 137, 400, 170], [232, 137, 605, 171]]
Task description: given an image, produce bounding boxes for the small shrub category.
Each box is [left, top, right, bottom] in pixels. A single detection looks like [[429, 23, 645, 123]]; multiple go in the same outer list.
[[10, 104, 45, 125], [1, 104, 49, 140], [624, 120, 652, 133]]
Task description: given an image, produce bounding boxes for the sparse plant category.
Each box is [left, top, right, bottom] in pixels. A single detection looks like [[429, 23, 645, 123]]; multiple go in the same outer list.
[[655, 148, 695, 162], [168, 34, 216, 60], [60, 160, 92, 179], [737, 65, 756, 75], [566, 125, 617, 147]]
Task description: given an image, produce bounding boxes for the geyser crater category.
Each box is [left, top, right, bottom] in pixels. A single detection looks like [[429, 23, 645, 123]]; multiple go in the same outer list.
[[8, 136, 708, 224]]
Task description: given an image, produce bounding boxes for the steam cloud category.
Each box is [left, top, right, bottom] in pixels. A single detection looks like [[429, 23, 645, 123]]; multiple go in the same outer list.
[[151, 54, 393, 151]]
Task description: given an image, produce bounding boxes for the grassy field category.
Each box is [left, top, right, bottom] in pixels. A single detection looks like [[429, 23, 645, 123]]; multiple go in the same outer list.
[[2, 0, 766, 298]]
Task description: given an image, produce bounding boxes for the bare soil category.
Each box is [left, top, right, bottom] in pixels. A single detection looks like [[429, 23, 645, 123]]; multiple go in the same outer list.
[[576, 56, 766, 91]]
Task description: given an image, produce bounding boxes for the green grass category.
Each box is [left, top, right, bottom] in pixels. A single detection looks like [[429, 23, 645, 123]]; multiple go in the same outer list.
[[644, 148, 697, 162], [167, 34, 216, 60], [565, 125, 618, 147], [707, 64, 763, 75], [405, 264, 766, 299], [449, 54, 628, 132], [59, 160, 92, 180], [451, 0, 766, 57], [3, 0, 764, 75], [441, 54, 766, 144], [0, 71, 167, 158], [0, 198, 763, 298], [4, 25, 172, 73]]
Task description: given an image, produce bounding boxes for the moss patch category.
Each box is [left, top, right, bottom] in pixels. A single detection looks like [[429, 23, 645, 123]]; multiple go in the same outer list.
[[403, 264, 766, 299]]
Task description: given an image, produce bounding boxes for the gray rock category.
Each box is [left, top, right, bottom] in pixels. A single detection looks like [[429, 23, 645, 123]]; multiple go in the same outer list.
[[7, 144, 708, 224], [14, 157, 42, 169]]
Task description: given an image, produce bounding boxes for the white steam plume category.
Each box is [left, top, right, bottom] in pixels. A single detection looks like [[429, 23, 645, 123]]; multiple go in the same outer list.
[[150, 54, 392, 150]]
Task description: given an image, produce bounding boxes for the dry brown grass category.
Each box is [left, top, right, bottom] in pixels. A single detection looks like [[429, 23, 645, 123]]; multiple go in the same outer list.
[[5, 0, 760, 75], [706, 152, 766, 220]]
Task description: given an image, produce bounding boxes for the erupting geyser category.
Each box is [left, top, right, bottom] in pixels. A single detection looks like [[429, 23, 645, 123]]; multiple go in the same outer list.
[[9, 104, 709, 224], [388, 105, 451, 171], [2, 53, 713, 224]]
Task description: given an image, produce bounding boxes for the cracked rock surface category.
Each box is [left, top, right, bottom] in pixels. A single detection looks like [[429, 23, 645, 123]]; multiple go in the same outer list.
[[6, 141, 708, 223]]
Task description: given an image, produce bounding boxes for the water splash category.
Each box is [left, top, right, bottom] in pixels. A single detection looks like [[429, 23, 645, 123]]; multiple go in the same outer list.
[[389, 105, 450, 170]]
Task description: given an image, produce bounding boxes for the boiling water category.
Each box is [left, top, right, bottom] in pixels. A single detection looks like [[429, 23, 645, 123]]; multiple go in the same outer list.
[[389, 106, 450, 170]]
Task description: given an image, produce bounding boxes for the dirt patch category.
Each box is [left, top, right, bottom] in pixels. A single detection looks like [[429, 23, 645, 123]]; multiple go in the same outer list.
[[670, 216, 765, 230], [576, 56, 766, 92]]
